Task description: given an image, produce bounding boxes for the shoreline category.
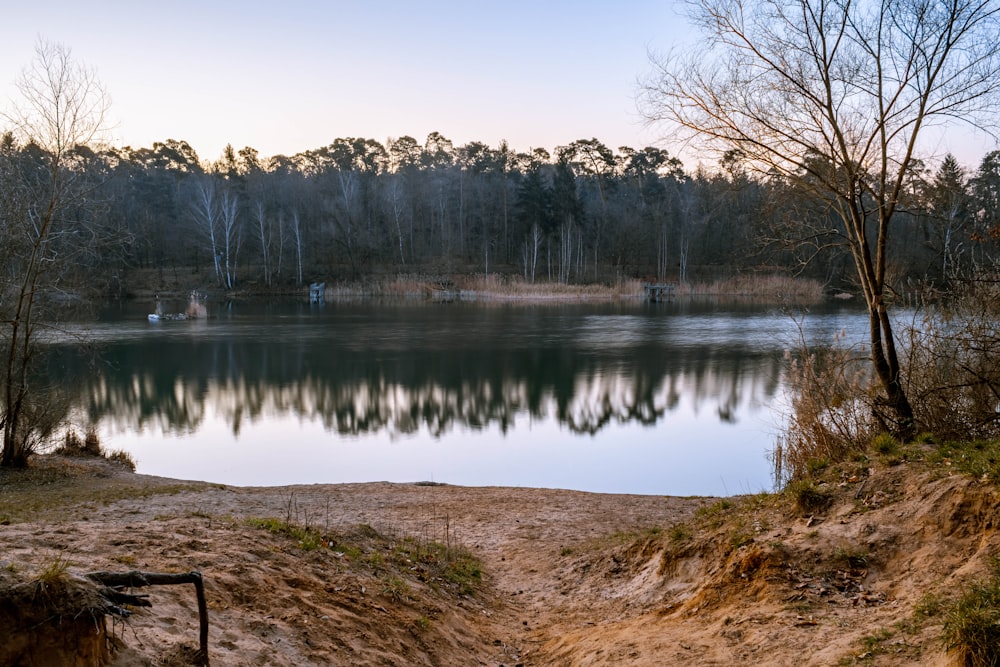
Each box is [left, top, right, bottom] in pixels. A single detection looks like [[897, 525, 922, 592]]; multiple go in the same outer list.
[[118, 272, 830, 305]]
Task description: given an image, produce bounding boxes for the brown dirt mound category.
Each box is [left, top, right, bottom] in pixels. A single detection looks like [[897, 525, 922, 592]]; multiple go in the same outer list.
[[0, 569, 112, 667]]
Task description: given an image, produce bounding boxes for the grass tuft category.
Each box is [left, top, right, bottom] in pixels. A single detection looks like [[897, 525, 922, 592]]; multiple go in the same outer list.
[[244, 517, 484, 597], [35, 554, 71, 589], [55, 429, 137, 471], [105, 449, 137, 471], [786, 479, 833, 515], [942, 560, 1000, 667], [872, 432, 899, 456]]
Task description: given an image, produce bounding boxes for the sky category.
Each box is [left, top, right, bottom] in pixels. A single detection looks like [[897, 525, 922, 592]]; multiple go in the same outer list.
[[2, 1, 995, 168], [1, 1, 691, 164]]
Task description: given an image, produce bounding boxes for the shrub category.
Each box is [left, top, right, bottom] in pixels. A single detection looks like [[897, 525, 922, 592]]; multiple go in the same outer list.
[[774, 263, 1000, 485], [904, 270, 1000, 444], [1, 386, 72, 467]]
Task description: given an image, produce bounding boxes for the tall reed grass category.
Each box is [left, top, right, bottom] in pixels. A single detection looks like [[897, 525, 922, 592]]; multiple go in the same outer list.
[[321, 272, 825, 303], [772, 331, 878, 486], [682, 274, 825, 302]]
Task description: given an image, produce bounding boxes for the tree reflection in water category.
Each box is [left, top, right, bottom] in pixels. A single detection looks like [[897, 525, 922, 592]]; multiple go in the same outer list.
[[38, 300, 867, 490]]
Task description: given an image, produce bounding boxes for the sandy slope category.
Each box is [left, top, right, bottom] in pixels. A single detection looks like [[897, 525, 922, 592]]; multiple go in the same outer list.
[[1, 455, 997, 666]]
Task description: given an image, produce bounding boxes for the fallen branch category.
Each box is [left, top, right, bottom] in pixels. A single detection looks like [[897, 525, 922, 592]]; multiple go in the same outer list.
[[85, 570, 209, 666]]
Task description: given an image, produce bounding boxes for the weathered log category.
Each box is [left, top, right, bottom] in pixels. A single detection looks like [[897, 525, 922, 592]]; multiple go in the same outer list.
[[86, 570, 209, 666]]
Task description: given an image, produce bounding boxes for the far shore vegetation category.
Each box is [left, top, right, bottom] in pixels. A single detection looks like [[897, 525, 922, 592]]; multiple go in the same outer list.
[[132, 270, 829, 305], [320, 272, 828, 303]]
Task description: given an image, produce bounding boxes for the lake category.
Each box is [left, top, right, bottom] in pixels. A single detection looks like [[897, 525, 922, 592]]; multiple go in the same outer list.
[[49, 298, 870, 496]]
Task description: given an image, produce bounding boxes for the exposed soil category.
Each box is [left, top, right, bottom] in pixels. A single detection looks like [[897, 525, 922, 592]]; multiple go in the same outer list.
[[1, 453, 997, 666]]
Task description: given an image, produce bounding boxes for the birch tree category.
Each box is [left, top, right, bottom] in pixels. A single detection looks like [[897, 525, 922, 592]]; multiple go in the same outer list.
[[191, 176, 224, 287], [219, 188, 240, 290]]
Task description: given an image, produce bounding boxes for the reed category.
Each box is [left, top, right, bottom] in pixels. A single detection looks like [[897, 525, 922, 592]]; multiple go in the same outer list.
[[772, 332, 878, 486], [320, 272, 825, 302], [684, 274, 825, 302], [323, 274, 646, 301]]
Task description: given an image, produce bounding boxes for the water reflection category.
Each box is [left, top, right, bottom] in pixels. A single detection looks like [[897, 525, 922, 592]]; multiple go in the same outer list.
[[42, 300, 869, 493], [54, 305, 787, 438]]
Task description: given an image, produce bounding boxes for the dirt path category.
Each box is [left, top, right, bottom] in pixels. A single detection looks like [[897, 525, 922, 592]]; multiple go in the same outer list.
[[3, 455, 996, 666], [0, 459, 704, 666]]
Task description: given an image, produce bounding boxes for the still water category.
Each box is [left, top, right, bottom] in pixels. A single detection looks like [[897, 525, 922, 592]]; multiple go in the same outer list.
[[51, 298, 870, 496]]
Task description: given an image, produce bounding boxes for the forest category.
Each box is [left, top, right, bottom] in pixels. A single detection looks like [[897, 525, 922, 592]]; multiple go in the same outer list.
[[4, 130, 999, 298]]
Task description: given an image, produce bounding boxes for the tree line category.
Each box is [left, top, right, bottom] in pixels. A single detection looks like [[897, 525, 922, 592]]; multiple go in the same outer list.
[[3, 131, 1000, 297]]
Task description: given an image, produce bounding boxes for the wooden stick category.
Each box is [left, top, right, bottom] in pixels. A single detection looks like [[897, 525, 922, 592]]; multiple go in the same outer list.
[[86, 570, 209, 666]]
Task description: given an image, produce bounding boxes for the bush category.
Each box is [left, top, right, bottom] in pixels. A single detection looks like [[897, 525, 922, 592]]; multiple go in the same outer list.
[[0, 384, 72, 467], [905, 270, 1000, 444], [774, 264, 1000, 486]]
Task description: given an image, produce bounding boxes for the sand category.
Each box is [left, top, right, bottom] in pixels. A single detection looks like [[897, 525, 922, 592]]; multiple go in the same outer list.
[[2, 454, 997, 665]]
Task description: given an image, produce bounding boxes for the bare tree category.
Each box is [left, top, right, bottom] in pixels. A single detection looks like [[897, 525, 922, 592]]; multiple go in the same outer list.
[[384, 174, 407, 266], [253, 199, 272, 287], [191, 176, 224, 287], [219, 188, 240, 290], [642, 0, 1000, 437], [291, 209, 304, 287], [522, 223, 543, 282], [0, 39, 110, 466]]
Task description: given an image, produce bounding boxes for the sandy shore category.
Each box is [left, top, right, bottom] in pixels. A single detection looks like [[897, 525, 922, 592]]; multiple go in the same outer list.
[[2, 454, 995, 665]]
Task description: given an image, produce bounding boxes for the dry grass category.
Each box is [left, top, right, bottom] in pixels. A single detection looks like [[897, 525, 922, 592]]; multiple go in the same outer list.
[[773, 265, 1000, 487], [321, 272, 825, 303], [53, 428, 137, 472], [942, 559, 1000, 667], [684, 274, 825, 302], [0, 455, 202, 523], [772, 333, 879, 485], [323, 273, 645, 301]]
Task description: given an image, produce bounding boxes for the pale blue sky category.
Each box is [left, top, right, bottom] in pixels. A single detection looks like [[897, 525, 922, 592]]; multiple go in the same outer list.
[[2, 1, 690, 162], [3, 2, 994, 167]]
